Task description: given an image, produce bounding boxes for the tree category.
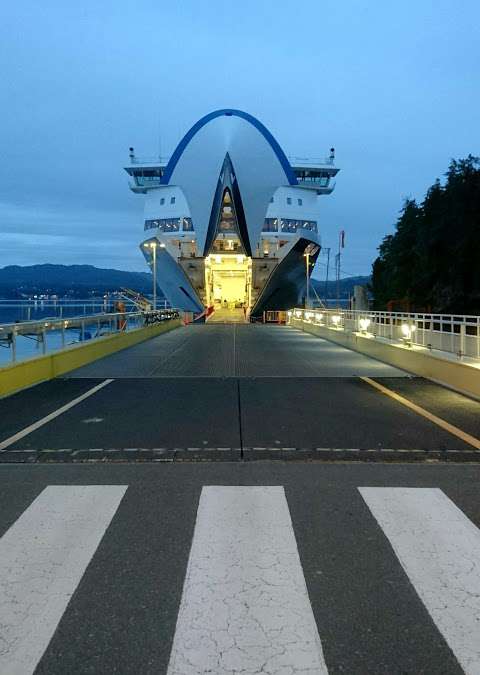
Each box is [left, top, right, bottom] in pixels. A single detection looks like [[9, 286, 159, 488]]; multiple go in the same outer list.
[[371, 156, 480, 313]]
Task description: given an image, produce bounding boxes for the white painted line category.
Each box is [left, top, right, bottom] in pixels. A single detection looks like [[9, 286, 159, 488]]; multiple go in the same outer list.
[[359, 487, 480, 675], [0, 379, 114, 451], [0, 484, 127, 674], [167, 486, 328, 675]]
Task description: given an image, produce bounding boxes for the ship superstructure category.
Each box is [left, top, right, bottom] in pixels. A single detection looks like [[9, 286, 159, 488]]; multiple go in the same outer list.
[[124, 109, 339, 319]]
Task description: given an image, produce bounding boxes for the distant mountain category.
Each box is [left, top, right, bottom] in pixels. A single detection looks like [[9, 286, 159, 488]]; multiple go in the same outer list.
[[0, 263, 371, 302], [311, 275, 371, 299], [0, 264, 153, 298]]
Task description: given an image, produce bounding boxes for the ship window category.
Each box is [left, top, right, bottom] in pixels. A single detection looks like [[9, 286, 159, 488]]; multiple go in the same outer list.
[[134, 169, 162, 187], [287, 197, 292, 205], [182, 218, 194, 231], [298, 198, 303, 206], [270, 197, 274, 203], [160, 198, 165, 205], [279, 219, 317, 234], [170, 196, 176, 204], [219, 220, 236, 232], [144, 218, 181, 232], [262, 218, 278, 232]]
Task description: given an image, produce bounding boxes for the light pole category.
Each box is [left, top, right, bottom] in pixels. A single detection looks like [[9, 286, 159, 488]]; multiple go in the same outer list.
[[144, 241, 159, 310], [304, 251, 310, 308], [152, 243, 157, 310]]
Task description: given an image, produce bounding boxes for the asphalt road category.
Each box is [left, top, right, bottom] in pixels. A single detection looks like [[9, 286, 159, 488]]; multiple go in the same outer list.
[[64, 323, 408, 378], [1, 324, 479, 459], [1, 324, 480, 674], [0, 461, 478, 674]]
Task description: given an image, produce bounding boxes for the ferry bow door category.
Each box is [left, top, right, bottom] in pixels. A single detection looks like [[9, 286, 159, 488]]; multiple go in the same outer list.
[[205, 254, 250, 310], [204, 184, 252, 312]]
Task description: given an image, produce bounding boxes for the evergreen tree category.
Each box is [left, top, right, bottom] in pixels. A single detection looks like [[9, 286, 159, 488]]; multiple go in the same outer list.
[[371, 156, 480, 313]]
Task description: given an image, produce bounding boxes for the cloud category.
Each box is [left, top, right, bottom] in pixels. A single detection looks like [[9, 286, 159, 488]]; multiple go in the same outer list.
[[0, 202, 145, 270]]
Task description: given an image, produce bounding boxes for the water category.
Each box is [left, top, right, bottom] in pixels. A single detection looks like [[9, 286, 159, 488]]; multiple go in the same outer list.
[[0, 299, 114, 325], [0, 299, 146, 366]]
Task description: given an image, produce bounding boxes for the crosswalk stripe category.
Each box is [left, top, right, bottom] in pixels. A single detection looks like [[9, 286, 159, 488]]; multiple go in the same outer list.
[[167, 486, 328, 675], [0, 485, 127, 675], [359, 487, 480, 675]]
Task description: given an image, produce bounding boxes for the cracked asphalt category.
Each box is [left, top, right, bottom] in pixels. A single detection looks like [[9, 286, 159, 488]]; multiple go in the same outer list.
[[0, 462, 478, 674], [1, 324, 479, 673], [1, 324, 479, 456]]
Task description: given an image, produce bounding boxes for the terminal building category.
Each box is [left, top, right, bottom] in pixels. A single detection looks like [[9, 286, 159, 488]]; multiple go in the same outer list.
[[124, 109, 339, 320]]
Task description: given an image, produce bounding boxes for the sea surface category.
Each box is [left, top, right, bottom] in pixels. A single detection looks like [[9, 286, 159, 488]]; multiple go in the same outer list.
[[0, 299, 140, 365]]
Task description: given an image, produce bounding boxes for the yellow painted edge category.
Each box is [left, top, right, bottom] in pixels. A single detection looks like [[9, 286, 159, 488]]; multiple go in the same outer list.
[[0, 319, 181, 398], [360, 376, 480, 450]]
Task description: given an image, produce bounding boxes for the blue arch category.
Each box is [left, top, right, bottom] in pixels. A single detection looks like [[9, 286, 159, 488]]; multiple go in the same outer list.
[[161, 109, 297, 185]]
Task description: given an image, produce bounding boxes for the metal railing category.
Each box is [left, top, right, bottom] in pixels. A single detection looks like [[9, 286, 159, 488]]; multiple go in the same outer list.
[[288, 308, 480, 362], [288, 155, 335, 166], [128, 156, 169, 166], [0, 309, 179, 364], [0, 298, 170, 323]]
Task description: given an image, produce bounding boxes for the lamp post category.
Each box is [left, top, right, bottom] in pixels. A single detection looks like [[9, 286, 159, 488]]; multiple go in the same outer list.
[[304, 251, 310, 308], [152, 243, 157, 310], [144, 241, 159, 310]]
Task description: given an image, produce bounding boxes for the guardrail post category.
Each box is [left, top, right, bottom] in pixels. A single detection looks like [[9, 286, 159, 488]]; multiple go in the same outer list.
[[460, 323, 465, 360], [478, 319, 480, 359], [42, 328, 47, 355]]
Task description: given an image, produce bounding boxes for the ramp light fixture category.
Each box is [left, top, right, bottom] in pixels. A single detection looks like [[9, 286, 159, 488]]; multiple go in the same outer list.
[[331, 314, 341, 327], [401, 322, 416, 346], [401, 323, 416, 338], [359, 317, 371, 333]]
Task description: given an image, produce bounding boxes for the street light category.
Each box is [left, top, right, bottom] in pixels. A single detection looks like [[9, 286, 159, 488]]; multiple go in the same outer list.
[[303, 251, 311, 308], [143, 241, 162, 310]]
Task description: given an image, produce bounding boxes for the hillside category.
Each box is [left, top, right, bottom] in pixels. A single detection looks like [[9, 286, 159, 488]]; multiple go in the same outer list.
[[311, 275, 370, 300], [0, 264, 152, 298], [0, 263, 371, 303]]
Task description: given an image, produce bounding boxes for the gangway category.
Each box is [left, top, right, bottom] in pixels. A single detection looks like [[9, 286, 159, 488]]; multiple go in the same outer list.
[[118, 288, 152, 312]]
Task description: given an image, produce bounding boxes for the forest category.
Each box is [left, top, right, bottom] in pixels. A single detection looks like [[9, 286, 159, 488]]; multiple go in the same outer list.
[[371, 155, 480, 314]]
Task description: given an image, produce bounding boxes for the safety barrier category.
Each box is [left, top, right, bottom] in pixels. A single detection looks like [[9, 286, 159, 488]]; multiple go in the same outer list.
[[0, 314, 181, 398], [288, 308, 480, 399], [289, 308, 480, 360], [0, 310, 179, 364]]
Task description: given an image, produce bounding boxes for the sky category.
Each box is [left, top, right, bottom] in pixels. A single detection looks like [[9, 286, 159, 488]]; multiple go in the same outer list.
[[1, 0, 478, 279]]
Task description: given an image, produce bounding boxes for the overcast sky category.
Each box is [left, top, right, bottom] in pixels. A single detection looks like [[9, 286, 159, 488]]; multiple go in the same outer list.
[[1, 0, 478, 279]]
